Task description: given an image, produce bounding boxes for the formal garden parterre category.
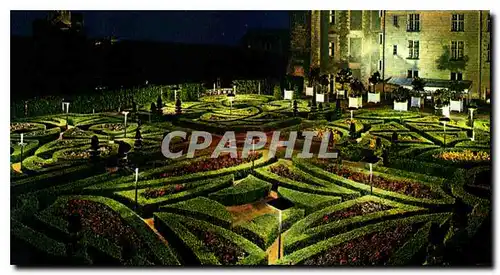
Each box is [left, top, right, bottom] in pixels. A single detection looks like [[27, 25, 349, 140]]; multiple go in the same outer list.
[[10, 91, 491, 266]]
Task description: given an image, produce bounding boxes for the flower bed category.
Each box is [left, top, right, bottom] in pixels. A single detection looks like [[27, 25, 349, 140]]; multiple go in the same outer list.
[[302, 223, 421, 265], [156, 152, 261, 178], [432, 150, 490, 162], [10, 122, 46, 133], [311, 201, 393, 227], [154, 212, 266, 265], [313, 161, 441, 200], [270, 163, 308, 183]]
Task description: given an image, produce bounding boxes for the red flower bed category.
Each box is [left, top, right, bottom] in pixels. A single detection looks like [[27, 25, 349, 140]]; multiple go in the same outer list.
[[314, 160, 440, 200], [303, 224, 421, 265], [311, 202, 393, 227], [142, 184, 184, 199], [187, 225, 246, 265], [60, 199, 147, 256], [157, 152, 261, 178], [269, 164, 307, 183]]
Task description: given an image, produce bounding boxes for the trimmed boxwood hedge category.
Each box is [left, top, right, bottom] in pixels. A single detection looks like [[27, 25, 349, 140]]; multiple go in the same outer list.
[[113, 175, 234, 214], [281, 207, 305, 232], [35, 195, 180, 265], [369, 121, 410, 132], [208, 175, 272, 206], [254, 160, 360, 198], [233, 213, 279, 250], [154, 212, 267, 265], [283, 195, 425, 254], [294, 158, 454, 207], [278, 212, 451, 265], [159, 197, 232, 228], [10, 139, 39, 163], [88, 123, 139, 138], [11, 218, 66, 257], [387, 221, 433, 265], [277, 187, 341, 215], [86, 151, 272, 192]]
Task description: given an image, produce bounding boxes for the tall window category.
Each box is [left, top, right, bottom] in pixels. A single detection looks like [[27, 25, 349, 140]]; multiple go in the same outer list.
[[408, 40, 419, 59], [451, 72, 463, 81], [407, 70, 418, 78], [451, 14, 464, 32], [330, 10, 336, 24], [329, 42, 335, 57], [393, 45, 398, 55], [451, 41, 464, 60], [379, 33, 383, 44], [378, 60, 382, 71], [487, 43, 491, 62], [407, 14, 420, 32], [393, 15, 398, 27]]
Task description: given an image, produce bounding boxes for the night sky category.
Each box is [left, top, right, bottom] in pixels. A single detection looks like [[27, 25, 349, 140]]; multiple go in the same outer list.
[[10, 11, 290, 45]]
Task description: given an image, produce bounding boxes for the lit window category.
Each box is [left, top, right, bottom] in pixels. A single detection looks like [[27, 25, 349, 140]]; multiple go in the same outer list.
[[451, 14, 464, 32], [330, 11, 336, 24], [329, 42, 335, 57], [407, 14, 420, 32], [393, 45, 398, 55], [408, 40, 419, 59], [451, 72, 463, 81], [451, 41, 464, 60]]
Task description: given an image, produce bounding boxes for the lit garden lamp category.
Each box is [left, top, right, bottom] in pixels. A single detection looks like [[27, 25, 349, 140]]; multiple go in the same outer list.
[[363, 149, 380, 195], [134, 168, 139, 210], [227, 92, 235, 115], [439, 116, 451, 147], [468, 102, 477, 141], [277, 210, 282, 260], [347, 106, 357, 120], [122, 111, 130, 138], [62, 100, 70, 126], [18, 133, 26, 171]]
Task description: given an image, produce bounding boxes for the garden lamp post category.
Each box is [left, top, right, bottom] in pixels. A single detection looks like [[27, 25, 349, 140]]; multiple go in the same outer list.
[[347, 107, 357, 120], [18, 133, 26, 171], [363, 150, 380, 195], [277, 210, 282, 260], [122, 111, 130, 138], [227, 92, 235, 115], [134, 168, 139, 210], [468, 106, 477, 141], [62, 101, 70, 126], [439, 117, 451, 148]]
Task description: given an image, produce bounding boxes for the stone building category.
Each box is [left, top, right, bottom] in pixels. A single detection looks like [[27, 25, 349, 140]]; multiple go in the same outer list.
[[290, 10, 491, 100]]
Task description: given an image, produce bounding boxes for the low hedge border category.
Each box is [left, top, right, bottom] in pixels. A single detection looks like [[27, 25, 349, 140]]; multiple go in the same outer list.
[[422, 131, 470, 147], [294, 158, 454, 207], [86, 151, 272, 192], [11, 218, 66, 257], [372, 131, 433, 145], [369, 121, 410, 132], [208, 175, 272, 206], [281, 207, 305, 232], [10, 139, 39, 163], [35, 195, 180, 265], [112, 175, 233, 215], [277, 187, 342, 215], [154, 212, 267, 265], [233, 213, 279, 250], [11, 127, 61, 145], [254, 160, 360, 198], [283, 195, 425, 254], [88, 123, 139, 137], [159, 197, 232, 228], [386, 221, 433, 265], [390, 145, 440, 158], [385, 158, 459, 178], [278, 212, 451, 265]]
